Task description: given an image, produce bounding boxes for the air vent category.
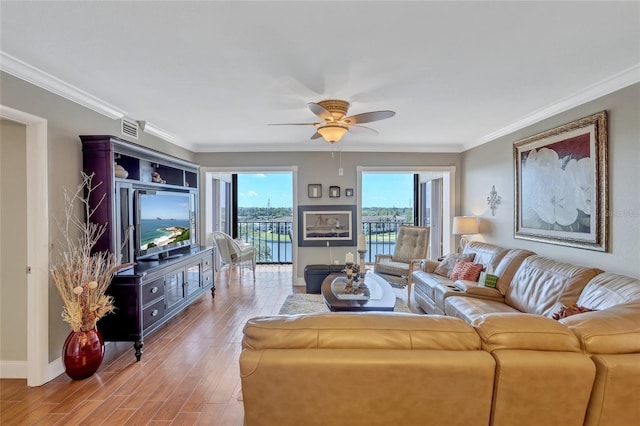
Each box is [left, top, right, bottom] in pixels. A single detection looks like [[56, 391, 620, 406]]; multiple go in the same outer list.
[[121, 118, 139, 140]]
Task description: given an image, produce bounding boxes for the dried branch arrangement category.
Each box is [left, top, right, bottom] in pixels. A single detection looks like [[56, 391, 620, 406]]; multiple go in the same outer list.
[[51, 173, 133, 332]]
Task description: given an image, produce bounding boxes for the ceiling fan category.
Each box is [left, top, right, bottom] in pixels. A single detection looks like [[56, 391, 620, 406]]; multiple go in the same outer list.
[[270, 99, 395, 143]]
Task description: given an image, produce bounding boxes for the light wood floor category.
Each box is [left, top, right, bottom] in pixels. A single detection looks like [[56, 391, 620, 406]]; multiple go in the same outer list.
[[1, 266, 419, 425]]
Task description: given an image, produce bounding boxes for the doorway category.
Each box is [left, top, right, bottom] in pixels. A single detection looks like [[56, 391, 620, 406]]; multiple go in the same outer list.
[[358, 166, 455, 261], [0, 105, 50, 386]]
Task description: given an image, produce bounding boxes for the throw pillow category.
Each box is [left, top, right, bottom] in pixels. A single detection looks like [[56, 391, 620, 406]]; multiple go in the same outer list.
[[449, 260, 484, 281], [552, 304, 595, 320], [434, 253, 475, 277]]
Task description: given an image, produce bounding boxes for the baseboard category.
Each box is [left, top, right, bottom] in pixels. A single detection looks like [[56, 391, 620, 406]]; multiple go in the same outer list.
[[0, 360, 27, 379], [294, 276, 305, 286], [47, 357, 64, 382]]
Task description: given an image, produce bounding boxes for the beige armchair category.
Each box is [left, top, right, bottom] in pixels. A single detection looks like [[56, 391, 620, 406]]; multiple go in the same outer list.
[[374, 225, 430, 302], [212, 231, 256, 281]]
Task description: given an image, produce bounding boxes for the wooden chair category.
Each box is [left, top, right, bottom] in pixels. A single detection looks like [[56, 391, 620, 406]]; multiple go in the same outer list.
[[373, 226, 430, 302], [212, 231, 256, 281]]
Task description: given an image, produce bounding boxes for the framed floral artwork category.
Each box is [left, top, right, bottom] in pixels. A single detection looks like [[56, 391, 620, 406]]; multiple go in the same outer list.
[[513, 111, 608, 251]]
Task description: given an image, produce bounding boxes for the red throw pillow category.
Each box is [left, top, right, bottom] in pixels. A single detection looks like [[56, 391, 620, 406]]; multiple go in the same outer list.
[[449, 260, 483, 281], [552, 304, 595, 320]]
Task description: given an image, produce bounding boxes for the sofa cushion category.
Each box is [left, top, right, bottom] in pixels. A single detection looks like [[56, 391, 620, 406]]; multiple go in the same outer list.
[[472, 313, 581, 353], [505, 256, 602, 317], [450, 260, 483, 281], [374, 260, 410, 278], [560, 301, 640, 354], [445, 296, 520, 323], [576, 272, 640, 310], [462, 241, 508, 273], [492, 248, 535, 295], [242, 313, 482, 351], [434, 253, 475, 277]]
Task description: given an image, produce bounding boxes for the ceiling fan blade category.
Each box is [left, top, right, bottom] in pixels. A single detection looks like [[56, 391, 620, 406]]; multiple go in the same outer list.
[[348, 124, 379, 135], [308, 102, 334, 122], [342, 110, 395, 125], [310, 132, 323, 140], [268, 122, 319, 126]]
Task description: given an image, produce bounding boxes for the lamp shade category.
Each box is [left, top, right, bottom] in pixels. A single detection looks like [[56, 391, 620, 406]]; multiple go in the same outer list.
[[317, 124, 348, 143], [452, 216, 479, 235]]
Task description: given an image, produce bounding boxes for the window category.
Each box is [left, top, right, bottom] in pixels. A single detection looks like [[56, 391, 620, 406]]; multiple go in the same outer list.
[[235, 173, 293, 264], [359, 168, 454, 261]]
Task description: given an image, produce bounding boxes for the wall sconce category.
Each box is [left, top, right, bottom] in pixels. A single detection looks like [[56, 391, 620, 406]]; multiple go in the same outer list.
[[487, 185, 500, 216]]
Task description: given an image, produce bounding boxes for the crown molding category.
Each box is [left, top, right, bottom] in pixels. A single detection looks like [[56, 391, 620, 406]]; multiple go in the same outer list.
[[143, 122, 187, 149], [470, 63, 640, 150], [1, 51, 190, 149], [0, 51, 126, 119]]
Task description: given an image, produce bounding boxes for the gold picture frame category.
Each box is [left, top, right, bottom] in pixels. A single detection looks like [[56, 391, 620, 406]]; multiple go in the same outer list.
[[513, 111, 608, 251]]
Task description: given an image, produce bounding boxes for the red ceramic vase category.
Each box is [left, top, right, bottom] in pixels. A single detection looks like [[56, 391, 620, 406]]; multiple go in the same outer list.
[[62, 328, 105, 380]]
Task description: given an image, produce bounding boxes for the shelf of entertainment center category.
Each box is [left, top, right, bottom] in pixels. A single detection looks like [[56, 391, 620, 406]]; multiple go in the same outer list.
[[114, 153, 197, 189]]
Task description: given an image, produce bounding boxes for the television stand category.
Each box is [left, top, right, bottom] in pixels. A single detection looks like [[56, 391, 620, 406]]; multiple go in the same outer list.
[[162, 253, 184, 260], [100, 246, 215, 361], [138, 253, 184, 262]]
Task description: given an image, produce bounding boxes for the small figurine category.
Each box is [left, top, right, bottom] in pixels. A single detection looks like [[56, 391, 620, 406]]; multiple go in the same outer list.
[[151, 171, 166, 184]]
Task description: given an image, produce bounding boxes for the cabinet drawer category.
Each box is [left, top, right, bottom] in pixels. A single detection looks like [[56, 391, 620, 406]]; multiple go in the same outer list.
[[143, 299, 165, 329], [202, 256, 213, 272], [202, 269, 214, 288], [142, 277, 165, 305]]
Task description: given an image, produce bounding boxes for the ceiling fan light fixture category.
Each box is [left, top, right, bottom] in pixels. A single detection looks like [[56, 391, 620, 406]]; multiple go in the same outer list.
[[317, 124, 348, 143]]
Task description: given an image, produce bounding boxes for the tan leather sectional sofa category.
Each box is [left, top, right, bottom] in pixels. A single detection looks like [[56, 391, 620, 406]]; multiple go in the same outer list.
[[240, 241, 640, 426]]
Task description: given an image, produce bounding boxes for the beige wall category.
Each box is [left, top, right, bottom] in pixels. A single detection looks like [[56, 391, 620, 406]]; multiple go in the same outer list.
[[196, 151, 460, 280], [461, 83, 640, 277], [0, 119, 28, 361], [0, 71, 195, 362]]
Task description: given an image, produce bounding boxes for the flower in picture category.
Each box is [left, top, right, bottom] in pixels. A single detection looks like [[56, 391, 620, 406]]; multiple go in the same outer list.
[[565, 157, 593, 215], [521, 147, 589, 230]]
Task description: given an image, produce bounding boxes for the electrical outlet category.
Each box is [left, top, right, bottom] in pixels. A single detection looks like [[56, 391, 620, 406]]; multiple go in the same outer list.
[[338, 167, 344, 176]]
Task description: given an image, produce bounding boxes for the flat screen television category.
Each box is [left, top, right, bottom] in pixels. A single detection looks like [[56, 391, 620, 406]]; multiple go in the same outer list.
[[135, 189, 196, 260]]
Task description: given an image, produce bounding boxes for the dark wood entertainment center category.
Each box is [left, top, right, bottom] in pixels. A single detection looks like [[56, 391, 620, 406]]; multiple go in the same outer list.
[[81, 135, 214, 361]]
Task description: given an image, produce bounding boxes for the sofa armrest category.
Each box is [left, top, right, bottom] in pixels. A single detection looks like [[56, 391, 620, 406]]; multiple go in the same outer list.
[[454, 280, 503, 300], [472, 313, 581, 353], [421, 259, 440, 273]]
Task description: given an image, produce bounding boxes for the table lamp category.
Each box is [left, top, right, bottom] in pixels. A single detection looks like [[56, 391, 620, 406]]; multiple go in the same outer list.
[[452, 216, 479, 253]]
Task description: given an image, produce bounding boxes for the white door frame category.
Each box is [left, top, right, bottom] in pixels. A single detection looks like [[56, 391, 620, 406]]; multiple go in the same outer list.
[[201, 166, 298, 285], [0, 105, 50, 386], [356, 165, 457, 256]]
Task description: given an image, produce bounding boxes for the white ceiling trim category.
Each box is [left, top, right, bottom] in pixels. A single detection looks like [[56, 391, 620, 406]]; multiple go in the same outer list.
[[189, 141, 466, 154], [0, 51, 126, 120], [2, 50, 638, 154], [142, 122, 186, 149], [471, 63, 640, 149], [0, 50, 188, 149]]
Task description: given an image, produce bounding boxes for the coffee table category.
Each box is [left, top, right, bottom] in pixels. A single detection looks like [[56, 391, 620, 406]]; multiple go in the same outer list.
[[321, 272, 396, 312]]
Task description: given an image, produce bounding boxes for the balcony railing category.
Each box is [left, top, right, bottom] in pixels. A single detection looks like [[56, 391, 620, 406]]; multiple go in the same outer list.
[[237, 221, 292, 264], [237, 220, 413, 264]]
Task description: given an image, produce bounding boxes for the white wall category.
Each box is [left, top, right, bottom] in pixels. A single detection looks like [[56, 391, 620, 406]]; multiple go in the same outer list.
[[461, 83, 640, 277]]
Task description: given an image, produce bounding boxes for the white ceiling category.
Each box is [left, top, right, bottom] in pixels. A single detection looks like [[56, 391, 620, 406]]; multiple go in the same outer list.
[[1, 1, 639, 153]]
